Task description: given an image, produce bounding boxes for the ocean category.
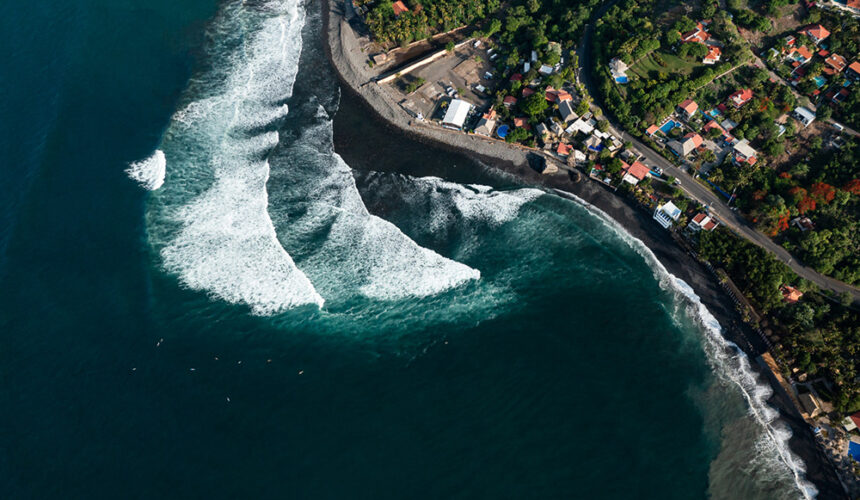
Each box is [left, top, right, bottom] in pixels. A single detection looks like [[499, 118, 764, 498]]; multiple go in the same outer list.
[[0, 0, 817, 498]]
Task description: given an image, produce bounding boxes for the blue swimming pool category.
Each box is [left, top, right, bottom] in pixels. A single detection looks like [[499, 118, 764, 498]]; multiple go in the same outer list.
[[706, 108, 721, 118], [813, 75, 827, 88], [659, 120, 679, 134], [615, 76, 628, 84], [497, 125, 509, 138]]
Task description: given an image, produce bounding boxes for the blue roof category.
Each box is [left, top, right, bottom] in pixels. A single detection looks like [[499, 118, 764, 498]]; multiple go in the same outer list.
[[849, 441, 860, 461]]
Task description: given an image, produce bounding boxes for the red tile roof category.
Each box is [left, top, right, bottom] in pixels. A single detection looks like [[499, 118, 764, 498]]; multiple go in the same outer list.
[[684, 132, 703, 148], [825, 53, 847, 73], [646, 124, 660, 135], [704, 45, 721, 62], [557, 143, 572, 155], [693, 213, 708, 224], [794, 45, 813, 61], [802, 24, 830, 41], [513, 117, 528, 127], [679, 99, 698, 115], [850, 61, 860, 74], [623, 160, 650, 181], [522, 87, 535, 97], [509, 73, 523, 82], [392, 0, 410, 16], [780, 285, 804, 303], [729, 88, 753, 107], [503, 95, 517, 105]]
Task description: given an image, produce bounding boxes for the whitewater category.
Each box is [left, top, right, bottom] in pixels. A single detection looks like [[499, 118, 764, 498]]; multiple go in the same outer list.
[[131, 0, 815, 497]]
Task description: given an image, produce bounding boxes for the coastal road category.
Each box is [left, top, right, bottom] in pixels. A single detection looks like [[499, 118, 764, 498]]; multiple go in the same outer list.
[[577, 19, 860, 304]]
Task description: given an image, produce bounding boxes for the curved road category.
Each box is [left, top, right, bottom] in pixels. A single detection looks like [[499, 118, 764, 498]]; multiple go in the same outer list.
[[577, 16, 860, 304]]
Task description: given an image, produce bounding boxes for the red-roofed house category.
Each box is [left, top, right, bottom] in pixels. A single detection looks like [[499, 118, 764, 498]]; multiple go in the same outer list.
[[503, 95, 518, 107], [621, 160, 651, 185], [509, 73, 523, 82], [780, 285, 804, 303], [728, 88, 753, 108], [790, 45, 814, 65], [678, 99, 699, 119], [553, 90, 572, 102], [645, 124, 660, 136], [522, 87, 535, 97], [800, 24, 830, 45], [681, 23, 710, 43], [832, 87, 850, 104], [688, 213, 718, 232], [513, 117, 529, 129], [669, 133, 703, 156], [703, 45, 721, 65], [849, 61, 860, 81], [703, 120, 728, 141], [392, 0, 410, 16], [556, 143, 572, 156], [824, 53, 847, 75]]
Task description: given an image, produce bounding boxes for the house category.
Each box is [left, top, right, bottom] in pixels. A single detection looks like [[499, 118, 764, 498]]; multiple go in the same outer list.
[[392, 0, 410, 16], [550, 120, 565, 136], [792, 106, 816, 127], [566, 117, 595, 135], [669, 133, 703, 156], [521, 87, 535, 98], [688, 213, 718, 232], [573, 149, 587, 163], [681, 23, 710, 43], [441, 99, 472, 130], [799, 24, 830, 45], [556, 143, 573, 156], [703, 45, 721, 64], [798, 392, 821, 418], [538, 65, 554, 75], [678, 99, 699, 120], [654, 201, 682, 229], [621, 160, 650, 185], [703, 120, 727, 140], [848, 61, 860, 81], [832, 87, 850, 104], [503, 95, 517, 107], [780, 285, 804, 303], [558, 100, 578, 122], [509, 73, 523, 82], [720, 118, 738, 131], [791, 216, 815, 232], [513, 117, 530, 129], [474, 110, 496, 137], [789, 45, 813, 65], [728, 88, 753, 108], [645, 124, 660, 136], [536, 122, 549, 138], [609, 58, 629, 83], [523, 61, 530, 73], [824, 53, 847, 75], [732, 139, 757, 166]]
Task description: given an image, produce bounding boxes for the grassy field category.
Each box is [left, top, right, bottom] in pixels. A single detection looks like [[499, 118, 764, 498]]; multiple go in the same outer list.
[[630, 52, 702, 79]]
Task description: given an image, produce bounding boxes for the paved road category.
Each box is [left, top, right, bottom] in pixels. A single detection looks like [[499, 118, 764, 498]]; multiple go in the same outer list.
[[577, 19, 860, 303]]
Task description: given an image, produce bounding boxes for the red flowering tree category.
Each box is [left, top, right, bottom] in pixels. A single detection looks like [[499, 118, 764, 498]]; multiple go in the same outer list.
[[797, 196, 817, 214], [843, 179, 860, 196], [778, 172, 791, 179], [810, 182, 836, 204], [787, 186, 807, 205]]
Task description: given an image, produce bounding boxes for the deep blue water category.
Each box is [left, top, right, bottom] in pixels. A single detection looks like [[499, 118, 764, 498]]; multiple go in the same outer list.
[[0, 1, 813, 498]]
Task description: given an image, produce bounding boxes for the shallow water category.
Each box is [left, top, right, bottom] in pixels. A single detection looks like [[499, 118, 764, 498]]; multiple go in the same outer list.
[[0, 0, 814, 498]]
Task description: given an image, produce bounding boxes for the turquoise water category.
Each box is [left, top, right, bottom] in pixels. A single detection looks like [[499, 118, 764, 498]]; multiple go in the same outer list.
[[659, 120, 680, 134], [0, 0, 816, 498]]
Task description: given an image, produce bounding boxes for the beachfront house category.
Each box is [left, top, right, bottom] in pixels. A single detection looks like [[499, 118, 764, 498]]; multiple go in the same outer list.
[[474, 110, 497, 137], [653, 201, 681, 229], [688, 213, 718, 232], [677, 99, 699, 120], [558, 100, 578, 123], [792, 106, 816, 127], [668, 133, 703, 157], [732, 139, 757, 166], [799, 392, 822, 418], [620, 160, 650, 186], [442, 99, 472, 130]]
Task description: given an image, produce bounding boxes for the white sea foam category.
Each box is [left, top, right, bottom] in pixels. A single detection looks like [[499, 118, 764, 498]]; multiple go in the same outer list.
[[267, 110, 481, 302], [553, 189, 817, 499], [148, 0, 324, 314], [126, 150, 166, 190]]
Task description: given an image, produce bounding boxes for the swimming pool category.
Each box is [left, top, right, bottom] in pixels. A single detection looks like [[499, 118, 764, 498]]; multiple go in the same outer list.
[[813, 75, 827, 88], [615, 76, 628, 84], [706, 108, 721, 118], [497, 125, 509, 138], [659, 120, 679, 134]]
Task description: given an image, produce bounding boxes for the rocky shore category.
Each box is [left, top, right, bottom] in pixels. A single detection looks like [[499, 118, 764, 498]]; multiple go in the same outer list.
[[321, 0, 845, 496]]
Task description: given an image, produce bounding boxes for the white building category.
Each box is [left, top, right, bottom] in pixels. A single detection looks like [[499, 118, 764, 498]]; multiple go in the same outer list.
[[653, 201, 681, 229], [792, 106, 816, 127], [442, 99, 472, 130]]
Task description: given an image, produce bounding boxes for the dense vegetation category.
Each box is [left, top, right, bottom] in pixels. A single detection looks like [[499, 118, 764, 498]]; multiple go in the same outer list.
[[358, 0, 500, 45], [699, 229, 860, 412], [592, 0, 753, 134]]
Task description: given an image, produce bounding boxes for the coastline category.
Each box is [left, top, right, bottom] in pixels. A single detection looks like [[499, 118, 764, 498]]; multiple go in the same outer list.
[[319, 0, 845, 496]]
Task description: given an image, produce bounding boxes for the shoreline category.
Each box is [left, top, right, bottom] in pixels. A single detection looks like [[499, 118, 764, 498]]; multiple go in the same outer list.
[[319, 0, 845, 496]]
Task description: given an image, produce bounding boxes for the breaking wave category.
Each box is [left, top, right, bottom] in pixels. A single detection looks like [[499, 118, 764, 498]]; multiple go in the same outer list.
[[553, 190, 816, 499], [127, 150, 166, 190], [145, 0, 323, 314]]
